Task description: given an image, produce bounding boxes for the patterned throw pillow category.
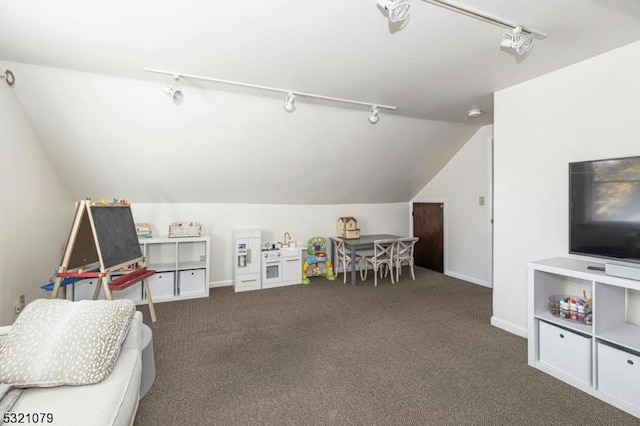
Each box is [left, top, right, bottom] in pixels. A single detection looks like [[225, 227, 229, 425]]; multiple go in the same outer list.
[[0, 298, 135, 387]]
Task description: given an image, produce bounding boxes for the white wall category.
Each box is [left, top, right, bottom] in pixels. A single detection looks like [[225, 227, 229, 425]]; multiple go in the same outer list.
[[0, 76, 73, 326], [412, 125, 493, 287], [9, 62, 479, 205], [492, 40, 640, 337], [131, 202, 409, 284]]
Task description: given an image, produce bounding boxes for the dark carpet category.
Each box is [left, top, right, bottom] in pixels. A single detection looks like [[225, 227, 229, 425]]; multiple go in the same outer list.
[[134, 267, 639, 425]]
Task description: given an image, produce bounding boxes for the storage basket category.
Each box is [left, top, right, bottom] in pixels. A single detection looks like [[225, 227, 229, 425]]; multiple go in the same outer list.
[[548, 295, 592, 325]]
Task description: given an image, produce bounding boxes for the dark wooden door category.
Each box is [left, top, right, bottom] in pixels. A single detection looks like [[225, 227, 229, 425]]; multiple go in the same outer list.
[[413, 202, 444, 273]]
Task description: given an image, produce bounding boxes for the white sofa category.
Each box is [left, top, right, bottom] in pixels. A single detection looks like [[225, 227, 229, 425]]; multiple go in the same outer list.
[[0, 311, 143, 426]]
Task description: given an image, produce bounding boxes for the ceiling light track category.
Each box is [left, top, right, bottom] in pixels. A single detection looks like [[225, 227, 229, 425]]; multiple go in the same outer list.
[[144, 68, 396, 123], [422, 0, 547, 40], [378, 0, 547, 56]]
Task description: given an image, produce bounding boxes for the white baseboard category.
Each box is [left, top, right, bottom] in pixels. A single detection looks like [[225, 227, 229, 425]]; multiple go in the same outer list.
[[445, 270, 491, 288], [209, 280, 232, 288], [490, 316, 527, 338]]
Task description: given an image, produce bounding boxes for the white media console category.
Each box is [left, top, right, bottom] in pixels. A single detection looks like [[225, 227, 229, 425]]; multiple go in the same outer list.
[[528, 257, 640, 418]]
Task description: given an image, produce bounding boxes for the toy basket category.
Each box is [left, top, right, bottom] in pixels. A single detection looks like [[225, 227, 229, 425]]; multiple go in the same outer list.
[[548, 295, 592, 325]]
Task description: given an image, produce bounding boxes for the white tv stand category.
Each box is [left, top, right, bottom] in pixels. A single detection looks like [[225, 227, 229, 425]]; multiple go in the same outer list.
[[528, 257, 640, 419]]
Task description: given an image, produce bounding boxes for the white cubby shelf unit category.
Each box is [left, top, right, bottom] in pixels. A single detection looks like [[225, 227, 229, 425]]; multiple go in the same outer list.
[[66, 235, 211, 304], [139, 235, 211, 303], [528, 257, 640, 419]]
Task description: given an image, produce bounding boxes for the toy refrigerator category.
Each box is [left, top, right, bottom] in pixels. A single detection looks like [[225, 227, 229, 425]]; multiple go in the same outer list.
[[232, 229, 262, 292]]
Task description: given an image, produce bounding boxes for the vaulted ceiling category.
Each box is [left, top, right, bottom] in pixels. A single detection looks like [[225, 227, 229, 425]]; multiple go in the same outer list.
[[2, 1, 640, 203]]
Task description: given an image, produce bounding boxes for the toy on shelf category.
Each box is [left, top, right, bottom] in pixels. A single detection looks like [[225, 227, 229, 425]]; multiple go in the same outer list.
[[302, 236, 335, 284], [168, 221, 201, 238], [337, 217, 360, 239], [84, 197, 130, 206], [135, 223, 153, 238]]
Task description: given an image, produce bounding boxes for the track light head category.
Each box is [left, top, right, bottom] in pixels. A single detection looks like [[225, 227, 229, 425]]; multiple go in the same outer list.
[[368, 106, 381, 124], [1, 69, 15, 86], [501, 26, 535, 56], [164, 75, 183, 104], [377, 0, 410, 23], [283, 92, 296, 112]]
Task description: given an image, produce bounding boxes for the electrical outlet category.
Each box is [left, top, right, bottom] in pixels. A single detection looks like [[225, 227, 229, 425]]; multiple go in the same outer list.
[[15, 294, 26, 314], [479, 196, 485, 206], [199, 255, 206, 261]]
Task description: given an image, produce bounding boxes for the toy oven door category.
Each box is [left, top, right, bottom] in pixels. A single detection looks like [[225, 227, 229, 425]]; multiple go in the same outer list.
[[262, 258, 282, 287]]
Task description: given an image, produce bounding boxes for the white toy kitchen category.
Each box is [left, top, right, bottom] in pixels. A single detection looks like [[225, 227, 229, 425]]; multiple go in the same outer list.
[[232, 229, 262, 292], [233, 229, 302, 292]]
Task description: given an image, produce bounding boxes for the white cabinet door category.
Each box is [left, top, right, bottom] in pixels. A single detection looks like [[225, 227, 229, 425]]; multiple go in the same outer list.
[[248, 237, 262, 274], [234, 273, 261, 292], [283, 257, 302, 285]]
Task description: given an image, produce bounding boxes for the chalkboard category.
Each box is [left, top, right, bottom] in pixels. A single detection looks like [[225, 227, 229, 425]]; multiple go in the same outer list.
[[90, 205, 143, 269]]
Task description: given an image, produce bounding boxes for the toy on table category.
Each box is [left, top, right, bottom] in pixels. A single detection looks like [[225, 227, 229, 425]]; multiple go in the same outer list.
[[336, 217, 360, 239], [302, 236, 335, 284]]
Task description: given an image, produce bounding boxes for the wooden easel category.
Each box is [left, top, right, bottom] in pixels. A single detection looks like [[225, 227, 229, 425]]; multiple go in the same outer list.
[[51, 200, 157, 322]]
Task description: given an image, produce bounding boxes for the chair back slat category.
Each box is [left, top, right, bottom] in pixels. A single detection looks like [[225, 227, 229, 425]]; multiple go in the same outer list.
[[373, 239, 396, 260], [332, 237, 346, 258], [396, 237, 419, 259], [333, 237, 354, 261]]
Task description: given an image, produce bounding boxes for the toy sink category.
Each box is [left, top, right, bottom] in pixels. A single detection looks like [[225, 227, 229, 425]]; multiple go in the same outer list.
[[280, 247, 301, 256]]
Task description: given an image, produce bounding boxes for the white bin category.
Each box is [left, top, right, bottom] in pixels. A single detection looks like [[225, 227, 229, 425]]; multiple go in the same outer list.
[[145, 272, 175, 299], [597, 342, 640, 408], [539, 321, 592, 385], [179, 269, 205, 296]]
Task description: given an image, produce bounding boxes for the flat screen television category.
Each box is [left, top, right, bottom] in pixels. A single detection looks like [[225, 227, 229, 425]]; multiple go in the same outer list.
[[569, 156, 640, 263]]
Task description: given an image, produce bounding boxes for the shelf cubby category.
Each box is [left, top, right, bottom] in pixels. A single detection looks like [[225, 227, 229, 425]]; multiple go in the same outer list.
[[529, 257, 640, 419]]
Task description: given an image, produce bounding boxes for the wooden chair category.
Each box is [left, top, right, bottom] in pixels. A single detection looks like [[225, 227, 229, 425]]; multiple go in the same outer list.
[[331, 237, 362, 283], [394, 237, 419, 281], [359, 239, 396, 286]]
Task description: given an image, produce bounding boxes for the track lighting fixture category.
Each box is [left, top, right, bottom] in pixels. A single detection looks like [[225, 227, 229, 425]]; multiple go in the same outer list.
[[163, 74, 183, 104], [145, 68, 396, 123], [1, 69, 15, 86], [368, 106, 381, 124], [500, 26, 535, 56], [379, 1, 547, 55], [283, 92, 296, 112], [377, 0, 411, 23]]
